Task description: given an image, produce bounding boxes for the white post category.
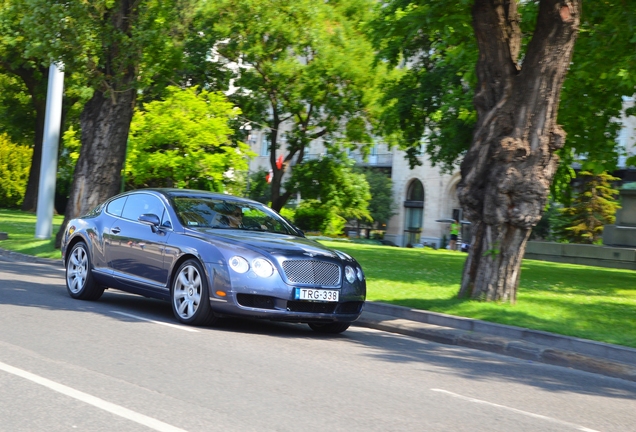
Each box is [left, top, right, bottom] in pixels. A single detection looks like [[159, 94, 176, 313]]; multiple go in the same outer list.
[[35, 63, 64, 239]]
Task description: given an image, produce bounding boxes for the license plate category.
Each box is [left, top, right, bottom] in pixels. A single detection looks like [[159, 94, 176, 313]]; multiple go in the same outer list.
[[294, 288, 340, 302]]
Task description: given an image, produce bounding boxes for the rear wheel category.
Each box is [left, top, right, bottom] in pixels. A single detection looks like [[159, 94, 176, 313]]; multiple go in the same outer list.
[[171, 259, 217, 326], [308, 322, 351, 334], [66, 242, 104, 301]]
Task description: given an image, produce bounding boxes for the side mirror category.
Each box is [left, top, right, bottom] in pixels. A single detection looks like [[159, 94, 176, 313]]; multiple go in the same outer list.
[[138, 213, 161, 232]]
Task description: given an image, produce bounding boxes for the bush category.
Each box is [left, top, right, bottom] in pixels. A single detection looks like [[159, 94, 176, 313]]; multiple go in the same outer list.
[[293, 200, 346, 236], [0, 134, 32, 208], [294, 200, 329, 232]]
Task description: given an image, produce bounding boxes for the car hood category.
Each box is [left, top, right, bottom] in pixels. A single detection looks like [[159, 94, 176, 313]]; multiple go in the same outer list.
[[185, 228, 346, 260]]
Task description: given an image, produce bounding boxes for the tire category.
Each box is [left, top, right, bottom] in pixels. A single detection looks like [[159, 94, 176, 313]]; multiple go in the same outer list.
[[171, 259, 217, 326], [308, 322, 351, 334], [66, 241, 104, 301]]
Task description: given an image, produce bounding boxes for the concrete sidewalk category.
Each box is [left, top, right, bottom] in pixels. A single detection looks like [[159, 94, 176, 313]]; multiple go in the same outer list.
[[355, 302, 636, 382], [2, 247, 636, 382]]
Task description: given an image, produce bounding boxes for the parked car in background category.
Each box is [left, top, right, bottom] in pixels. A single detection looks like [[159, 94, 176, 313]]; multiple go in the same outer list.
[[61, 189, 366, 333]]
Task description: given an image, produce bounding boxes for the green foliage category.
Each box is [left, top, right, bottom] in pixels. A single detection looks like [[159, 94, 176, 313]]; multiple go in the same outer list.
[[556, 1, 636, 191], [278, 207, 295, 224], [247, 168, 273, 204], [289, 151, 372, 223], [358, 168, 395, 227], [551, 171, 621, 244], [369, 1, 636, 197], [293, 200, 329, 232], [293, 200, 346, 236], [0, 73, 35, 145], [125, 86, 252, 192], [368, 0, 476, 171], [19, 0, 195, 94], [0, 134, 32, 208], [188, 0, 385, 209]]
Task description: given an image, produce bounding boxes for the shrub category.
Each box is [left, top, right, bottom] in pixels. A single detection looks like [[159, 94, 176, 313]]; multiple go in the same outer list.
[[294, 200, 329, 232], [0, 134, 32, 208]]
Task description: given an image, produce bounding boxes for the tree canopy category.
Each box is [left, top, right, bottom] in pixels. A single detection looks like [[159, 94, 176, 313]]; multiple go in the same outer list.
[[371, 0, 636, 199], [187, 0, 385, 211], [126, 86, 251, 194]]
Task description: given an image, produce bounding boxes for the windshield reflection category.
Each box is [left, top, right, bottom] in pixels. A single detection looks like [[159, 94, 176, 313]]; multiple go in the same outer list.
[[171, 197, 297, 235]]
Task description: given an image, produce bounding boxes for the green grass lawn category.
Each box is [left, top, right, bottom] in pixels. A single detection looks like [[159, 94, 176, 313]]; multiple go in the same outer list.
[[1, 209, 635, 349], [0, 208, 63, 259], [320, 240, 636, 349]]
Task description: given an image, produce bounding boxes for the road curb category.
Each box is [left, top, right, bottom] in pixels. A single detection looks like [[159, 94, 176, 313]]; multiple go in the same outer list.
[[356, 308, 636, 382], [0, 248, 63, 266]]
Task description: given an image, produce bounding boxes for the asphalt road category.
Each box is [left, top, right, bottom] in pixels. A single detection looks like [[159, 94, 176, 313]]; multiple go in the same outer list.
[[1, 259, 635, 432]]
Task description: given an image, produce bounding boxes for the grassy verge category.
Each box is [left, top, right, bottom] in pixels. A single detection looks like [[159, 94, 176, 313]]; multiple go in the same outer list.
[[1, 210, 635, 348], [0, 209, 63, 259], [321, 240, 636, 349]]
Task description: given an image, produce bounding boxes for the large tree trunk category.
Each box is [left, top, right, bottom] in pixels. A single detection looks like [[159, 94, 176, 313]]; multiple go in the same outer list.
[[457, 0, 580, 302], [54, 86, 136, 247], [54, 0, 140, 247]]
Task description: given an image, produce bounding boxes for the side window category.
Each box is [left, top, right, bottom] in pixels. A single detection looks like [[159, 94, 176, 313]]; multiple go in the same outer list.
[[121, 194, 165, 222], [106, 197, 127, 217], [161, 211, 172, 229]]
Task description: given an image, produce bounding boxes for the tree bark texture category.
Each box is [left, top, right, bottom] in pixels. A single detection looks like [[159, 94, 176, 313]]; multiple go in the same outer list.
[[54, 0, 139, 247], [457, 0, 580, 302], [54, 87, 136, 247]]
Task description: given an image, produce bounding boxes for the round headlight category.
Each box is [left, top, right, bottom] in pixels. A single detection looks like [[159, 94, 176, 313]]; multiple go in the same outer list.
[[345, 266, 356, 284], [356, 267, 364, 281], [229, 256, 249, 273], [252, 258, 274, 278]]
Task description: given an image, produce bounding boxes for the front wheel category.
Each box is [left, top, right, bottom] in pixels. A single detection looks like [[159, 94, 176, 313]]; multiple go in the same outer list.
[[308, 322, 350, 334], [171, 259, 217, 326], [66, 242, 104, 301]]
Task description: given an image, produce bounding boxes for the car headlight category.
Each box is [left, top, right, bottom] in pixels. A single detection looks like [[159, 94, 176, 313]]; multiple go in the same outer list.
[[229, 256, 249, 273], [252, 258, 274, 278], [345, 266, 356, 284], [356, 267, 364, 281]]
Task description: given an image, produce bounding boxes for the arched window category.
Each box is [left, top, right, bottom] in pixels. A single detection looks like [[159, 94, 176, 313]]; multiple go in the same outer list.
[[407, 180, 424, 201], [403, 179, 424, 246]]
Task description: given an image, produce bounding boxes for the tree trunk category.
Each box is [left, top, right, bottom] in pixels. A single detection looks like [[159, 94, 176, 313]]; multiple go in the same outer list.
[[14, 65, 48, 213], [20, 96, 46, 212], [457, 0, 580, 302], [54, 86, 136, 247]]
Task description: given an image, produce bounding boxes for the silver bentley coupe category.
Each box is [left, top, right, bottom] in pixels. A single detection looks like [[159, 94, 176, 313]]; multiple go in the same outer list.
[[61, 189, 366, 333]]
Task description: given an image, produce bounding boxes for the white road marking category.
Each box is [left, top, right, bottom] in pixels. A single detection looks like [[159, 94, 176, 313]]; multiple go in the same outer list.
[[431, 389, 599, 432], [0, 360, 188, 432], [111, 311, 199, 333]]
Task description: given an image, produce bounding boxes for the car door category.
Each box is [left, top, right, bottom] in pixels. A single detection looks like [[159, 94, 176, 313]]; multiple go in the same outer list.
[[106, 193, 172, 290]]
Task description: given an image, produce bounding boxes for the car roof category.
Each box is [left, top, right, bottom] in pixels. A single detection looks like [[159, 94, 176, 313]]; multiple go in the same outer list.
[[124, 188, 260, 206]]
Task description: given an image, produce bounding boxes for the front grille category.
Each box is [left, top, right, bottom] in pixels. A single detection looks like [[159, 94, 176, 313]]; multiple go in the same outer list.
[[286, 301, 338, 314], [281, 260, 340, 286], [236, 294, 276, 310]]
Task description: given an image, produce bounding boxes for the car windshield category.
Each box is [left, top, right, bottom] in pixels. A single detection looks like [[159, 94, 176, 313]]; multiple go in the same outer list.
[[171, 196, 298, 235]]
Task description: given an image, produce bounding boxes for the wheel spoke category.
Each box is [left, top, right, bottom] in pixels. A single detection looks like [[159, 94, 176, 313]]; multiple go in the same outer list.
[[178, 272, 189, 287], [178, 299, 189, 316], [191, 291, 201, 305], [173, 289, 187, 301], [187, 266, 195, 283]]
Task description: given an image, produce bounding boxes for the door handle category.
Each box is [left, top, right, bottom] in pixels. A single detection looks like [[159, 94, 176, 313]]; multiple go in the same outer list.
[[111, 227, 121, 234]]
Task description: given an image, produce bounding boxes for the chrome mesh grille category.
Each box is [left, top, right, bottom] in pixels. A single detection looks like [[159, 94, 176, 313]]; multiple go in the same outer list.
[[281, 260, 340, 286]]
